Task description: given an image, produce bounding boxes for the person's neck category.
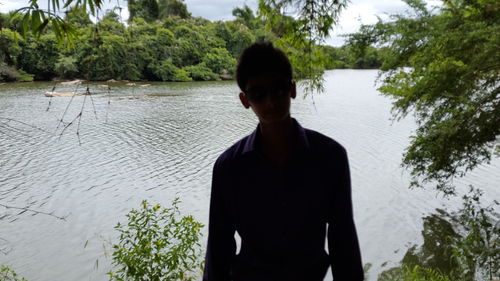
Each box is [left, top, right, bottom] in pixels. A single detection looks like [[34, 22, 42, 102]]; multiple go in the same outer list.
[[258, 116, 294, 164]]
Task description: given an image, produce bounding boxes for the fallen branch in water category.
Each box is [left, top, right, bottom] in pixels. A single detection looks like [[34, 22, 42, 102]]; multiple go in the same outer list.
[[0, 117, 51, 134], [0, 203, 66, 221]]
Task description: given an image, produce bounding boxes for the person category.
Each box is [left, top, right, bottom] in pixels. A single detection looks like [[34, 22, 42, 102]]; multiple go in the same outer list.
[[203, 42, 363, 281]]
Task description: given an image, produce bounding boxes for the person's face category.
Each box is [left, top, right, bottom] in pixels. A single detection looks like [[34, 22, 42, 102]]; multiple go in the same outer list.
[[239, 73, 296, 125]]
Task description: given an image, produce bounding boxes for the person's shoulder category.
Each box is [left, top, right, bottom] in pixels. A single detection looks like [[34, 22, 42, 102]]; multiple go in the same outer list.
[[304, 128, 347, 155], [214, 133, 252, 167]]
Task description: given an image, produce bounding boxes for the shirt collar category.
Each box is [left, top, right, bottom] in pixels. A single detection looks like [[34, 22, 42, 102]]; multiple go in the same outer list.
[[242, 118, 310, 154]]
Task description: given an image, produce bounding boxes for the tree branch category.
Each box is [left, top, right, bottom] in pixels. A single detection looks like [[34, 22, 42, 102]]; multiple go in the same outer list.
[[0, 203, 67, 221]]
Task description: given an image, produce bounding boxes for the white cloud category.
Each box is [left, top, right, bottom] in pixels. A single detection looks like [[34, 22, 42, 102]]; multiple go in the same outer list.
[[327, 0, 442, 46], [186, 0, 258, 21], [0, 0, 28, 13]]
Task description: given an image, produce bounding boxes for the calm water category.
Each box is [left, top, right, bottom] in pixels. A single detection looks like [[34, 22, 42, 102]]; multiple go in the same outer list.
[[0, 70, 498, 280]]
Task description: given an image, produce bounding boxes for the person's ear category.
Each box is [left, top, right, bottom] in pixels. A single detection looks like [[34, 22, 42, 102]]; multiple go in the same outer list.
[[239, 92, 251, 109], [290, 81, 297, 99]]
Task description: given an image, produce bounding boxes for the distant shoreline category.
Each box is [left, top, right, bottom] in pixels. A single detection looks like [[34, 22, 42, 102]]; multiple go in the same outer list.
[[0, 69, 381, 85]]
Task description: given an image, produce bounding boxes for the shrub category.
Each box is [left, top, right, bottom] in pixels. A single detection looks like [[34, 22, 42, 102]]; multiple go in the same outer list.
[[378, 265, 452, 281], [108, 199, 204, 281], [202, 47, 236, 75], [0, 64, 20, 81], [150, 59, 192, 82], [0, 265, 27, 281], [183, 63, 219, 81], [173, 68, 191, 82], [0, 65, 33, 82], [55, 56, 79, 79]]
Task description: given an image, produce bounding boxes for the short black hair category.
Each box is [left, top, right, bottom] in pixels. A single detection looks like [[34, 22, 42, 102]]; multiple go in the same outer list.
[[236, 42, 293, 92]]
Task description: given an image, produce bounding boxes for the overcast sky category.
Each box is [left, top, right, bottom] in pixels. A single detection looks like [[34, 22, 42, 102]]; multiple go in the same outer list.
[[0, 0, 441, 46]]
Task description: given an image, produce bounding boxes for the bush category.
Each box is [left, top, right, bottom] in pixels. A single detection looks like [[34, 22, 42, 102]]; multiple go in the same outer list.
[[109, 199, 204, 281], [183, 63, 219, 81], [173, 68, 192, 82], [378, 265, 452, 281], [150, 59, 192, 81], [0, 64, 20, 81], [17, 70, 34, 82], [0, 65, 33, 82], [0, 265, 27, 281], [55, 56, 79, 79], [18, 35, 59, 80], [202, 47, 236, 75]]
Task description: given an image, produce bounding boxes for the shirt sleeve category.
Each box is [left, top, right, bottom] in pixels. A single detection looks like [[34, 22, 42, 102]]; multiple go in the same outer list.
[[203, 158, 236, 281], [327, 147, 364, 281]]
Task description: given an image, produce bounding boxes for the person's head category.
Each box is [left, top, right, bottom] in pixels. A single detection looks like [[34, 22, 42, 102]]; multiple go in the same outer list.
[[236, 42, 296, 124]]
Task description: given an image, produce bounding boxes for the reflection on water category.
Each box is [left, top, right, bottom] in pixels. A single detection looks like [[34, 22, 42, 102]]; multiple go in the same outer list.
[[0, 70, 498, 281], [378, 190, 499, 281]]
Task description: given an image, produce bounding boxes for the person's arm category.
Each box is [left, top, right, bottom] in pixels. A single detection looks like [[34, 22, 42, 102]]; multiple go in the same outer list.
[[327, 147, 364, 281], [203, 158, 236, 281]]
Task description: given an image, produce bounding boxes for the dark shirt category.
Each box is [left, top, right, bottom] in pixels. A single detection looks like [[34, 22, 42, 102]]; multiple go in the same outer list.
[[203, 119, 363, 281]]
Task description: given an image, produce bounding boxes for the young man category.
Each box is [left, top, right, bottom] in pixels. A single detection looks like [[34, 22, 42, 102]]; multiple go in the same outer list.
[[203, 42, 363, 281]]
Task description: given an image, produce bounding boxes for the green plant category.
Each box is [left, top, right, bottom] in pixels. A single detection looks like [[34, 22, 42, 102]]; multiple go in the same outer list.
[[0, 265, 27, 281], [201, 47, 235, 75], [451, 187, 500, 280], [108, 198, 204, 281], [149, 59, 192, 82], [378, 187, 499, 281], [55, 56, 78, 78], [183, 63, 219, 81], [379, 265, 452, 281]]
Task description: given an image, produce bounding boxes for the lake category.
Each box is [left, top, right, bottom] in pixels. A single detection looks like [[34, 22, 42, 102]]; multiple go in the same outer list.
[[0, 70, 498, 280]]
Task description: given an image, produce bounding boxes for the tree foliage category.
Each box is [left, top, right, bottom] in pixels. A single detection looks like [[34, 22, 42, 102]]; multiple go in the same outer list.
[[158, 0, 190, 20], [347, 0, 500, 194], [258, 0, 348, 94], [233, 5, 257, 29], [1, 3, 380, 83], [128, 0, 159, 23], [11, 0, 353, 94]]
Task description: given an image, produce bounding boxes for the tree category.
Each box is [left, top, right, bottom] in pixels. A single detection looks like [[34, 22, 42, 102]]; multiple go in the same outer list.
[[18, 34, 59, 80], [202, 47, 236, 75], [258, 0, 348, 93], [232, 5, 256, 29], [347, 0, 499, 194], [158, 0, 190, 19], [128, 0, 159, 23], [16, 0, 348, 91], [0, 28, 22, 66], [64, 5, 92, 27], [77, 34, 140, 80]]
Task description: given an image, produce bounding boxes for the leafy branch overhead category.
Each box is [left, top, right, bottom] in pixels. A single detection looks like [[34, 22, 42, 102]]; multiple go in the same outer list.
[[347, 0, 500, 194], [15, 0, 105, 44], [258, 0, 348, 94]]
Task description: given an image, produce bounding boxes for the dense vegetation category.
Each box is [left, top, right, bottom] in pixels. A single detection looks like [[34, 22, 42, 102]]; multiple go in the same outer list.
[[0, 2, 384, 83], [377, 188, 499, 281]]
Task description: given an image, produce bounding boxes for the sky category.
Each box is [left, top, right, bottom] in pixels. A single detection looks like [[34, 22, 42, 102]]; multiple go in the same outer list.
[[0, 0, 442, 46]]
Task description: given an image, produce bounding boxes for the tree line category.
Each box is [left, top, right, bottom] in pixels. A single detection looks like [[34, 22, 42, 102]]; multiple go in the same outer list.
[[0, 2, 384, 83]]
